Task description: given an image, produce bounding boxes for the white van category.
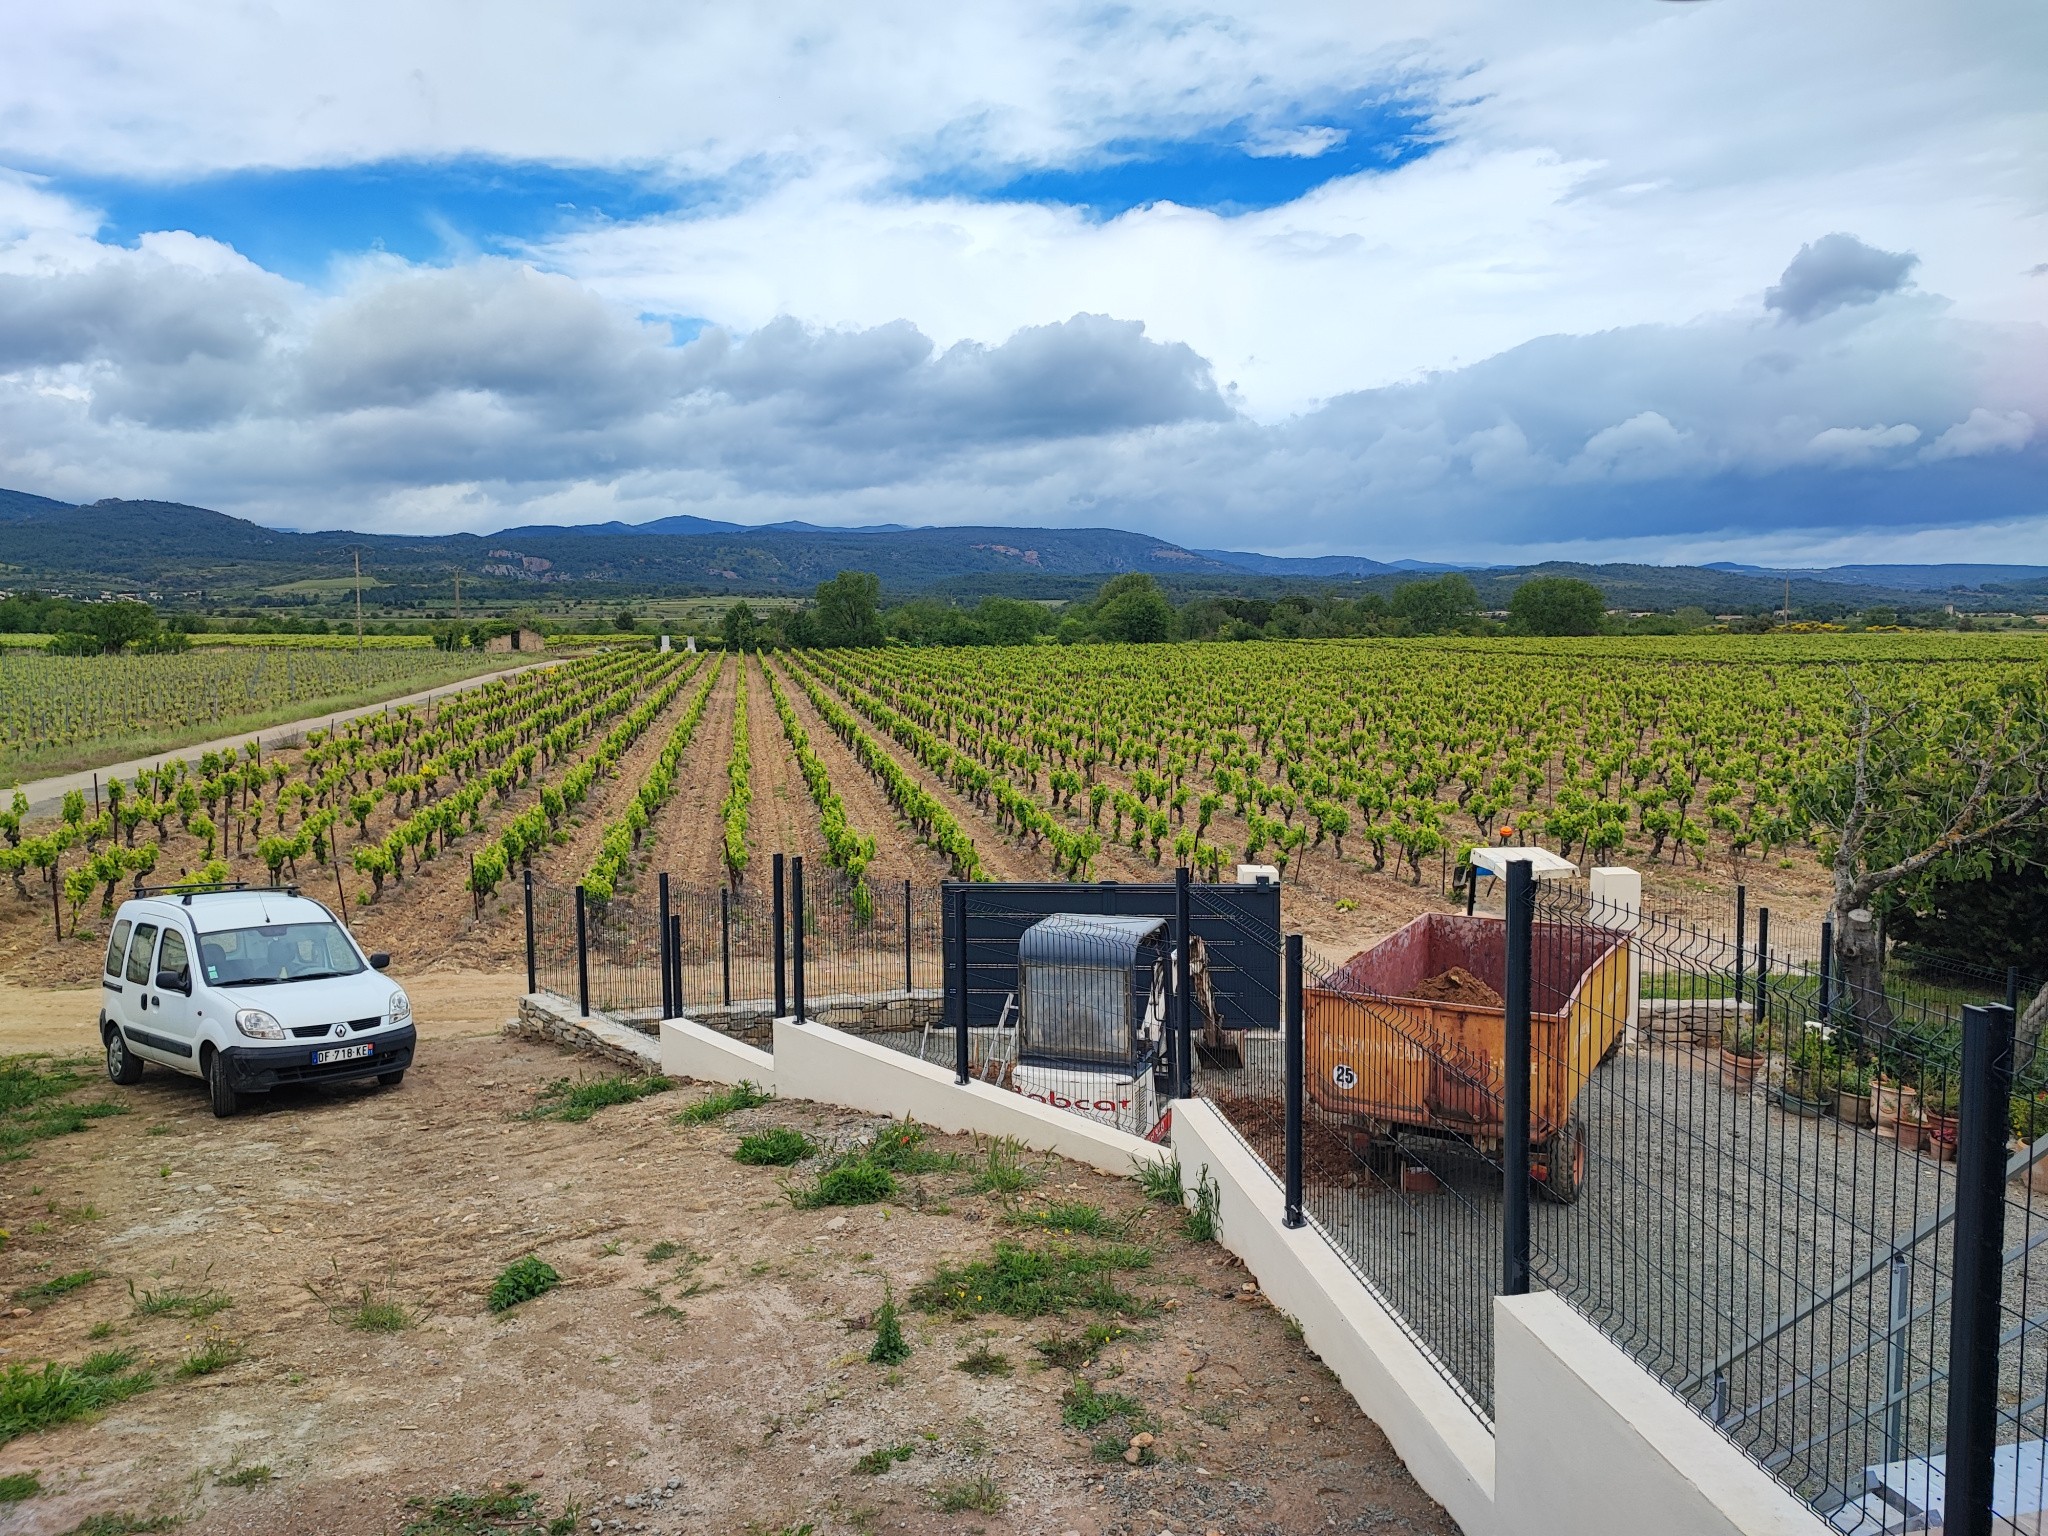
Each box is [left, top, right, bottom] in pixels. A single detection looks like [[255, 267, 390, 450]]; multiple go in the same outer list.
[[98, 884, 416, 1118]]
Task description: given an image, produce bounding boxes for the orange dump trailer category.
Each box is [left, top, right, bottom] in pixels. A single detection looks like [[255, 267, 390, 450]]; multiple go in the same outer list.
[[1306, 913, 1630, 1202]]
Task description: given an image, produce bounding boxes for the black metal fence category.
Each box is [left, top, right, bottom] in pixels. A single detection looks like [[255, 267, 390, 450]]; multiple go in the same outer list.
[[1198, 868, 2040, 1533]]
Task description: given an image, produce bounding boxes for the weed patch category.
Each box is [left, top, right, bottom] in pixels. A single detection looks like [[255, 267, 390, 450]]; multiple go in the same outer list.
[[0, 1349, 156, 1446], [16, 1269, 103, 1308], [955, 1343, 1012, 1377], [61, 1516, 177, 1535], [488, 1257, 561, 1313], [851, 1443, 914, 1475], [1005, 1201, 1122, 1238], [673, 1080, 772, 1125], [401, 1485, 575, 1536], [521, 1074, 670, 1123], [910, 1241, 1153, 1321], [342, 1286, 418, 1333], [928, 1474, 1004, 1514], [868, 1285, 911, 1365], [0, 1470, 41, 1501], [643, 1240, 681, 1262], [1060, 1378, 1145, 1432], [786, 1159, 896, 1209], [734, 1127, 816, 1166], [0, 1056, 127, 1162], [1034, 1321, 1133, 1370], [866, 1121, 958, 1175], [216, 1464, 274, 1488], [1183, 1167, 1220, 1243]]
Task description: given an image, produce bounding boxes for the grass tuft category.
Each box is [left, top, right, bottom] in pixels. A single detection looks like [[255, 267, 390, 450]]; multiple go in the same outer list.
[[16, 1269, 104, 1308], [341, 1286, 419, 1333], [0, 1056, 127, 1163], [968, 1137, 1040, 1194], [910, 1241, 1152, 1321], [400, 1484, 576, 1536], [1183, 1167, 1221, 1243], [1034, 1321, 1132, 1370], [928, 1473, 1005, 1514], [487, 1257, 561, 1314], [1135, 1152, 1183, 1205], [216, 1464, 274, 1488], [60, 1515, 178, 1535], [673, 1080, 772, 1125], [175, 1332, 244, 1379], [0, 1470, 41, 1501], [520, 1074, 670, 1124], [1060, 1378, 1145, 1432], [734, 1127, 816, 1166], [851, 1443, 914, 1475], [865, 1121, 958, 1175], [128, 1282, 232, 1320], [786, 1159, 896, 1210], [643, 1240, 681, 1263]]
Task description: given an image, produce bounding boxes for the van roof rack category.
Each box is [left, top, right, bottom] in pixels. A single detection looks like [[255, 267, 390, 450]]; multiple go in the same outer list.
[[129, 880, 302, 904]]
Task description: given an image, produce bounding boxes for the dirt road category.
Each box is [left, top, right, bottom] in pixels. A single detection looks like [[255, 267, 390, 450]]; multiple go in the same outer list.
[[0, 1026, 1458, 1536]]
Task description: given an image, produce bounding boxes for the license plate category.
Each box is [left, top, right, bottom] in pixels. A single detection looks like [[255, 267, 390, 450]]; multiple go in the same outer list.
[[313, 1043, 374, 1064]]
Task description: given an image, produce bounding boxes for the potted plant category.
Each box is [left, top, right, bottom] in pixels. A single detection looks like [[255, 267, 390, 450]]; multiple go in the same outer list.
[[1721, 1022, 1764, 1086], [1778, 1024, 1833, 1117], [1920, 1075, 1960, 1161], [1833, 1058, 1876, 1127], [1873, 1072, 1919, 1142], [2011, 1089, 2048, 1194]]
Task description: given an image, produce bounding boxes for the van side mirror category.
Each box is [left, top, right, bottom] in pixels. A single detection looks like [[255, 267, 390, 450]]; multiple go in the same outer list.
[[369, 953, 391, 971], [155, 967, 190, 995]]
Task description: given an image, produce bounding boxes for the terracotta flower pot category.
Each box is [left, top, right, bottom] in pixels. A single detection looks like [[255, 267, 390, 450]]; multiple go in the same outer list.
[[1836, 1089, 1876, 1128], [1923, 1111, 1959, 1162], [1873, 1083, 1917, 1141], [1721, 1047, 1763, 1086]]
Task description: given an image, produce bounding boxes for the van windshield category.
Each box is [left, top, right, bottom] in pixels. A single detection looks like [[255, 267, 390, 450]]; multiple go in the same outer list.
[[197, 922, 365, 987]]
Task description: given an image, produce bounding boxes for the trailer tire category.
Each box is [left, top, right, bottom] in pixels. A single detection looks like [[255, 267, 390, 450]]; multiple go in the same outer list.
[[1532, 1115, 1586, 1205]]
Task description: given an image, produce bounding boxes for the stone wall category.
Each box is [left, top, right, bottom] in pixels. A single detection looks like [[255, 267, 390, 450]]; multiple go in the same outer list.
[[508, 992, 663, 1071]]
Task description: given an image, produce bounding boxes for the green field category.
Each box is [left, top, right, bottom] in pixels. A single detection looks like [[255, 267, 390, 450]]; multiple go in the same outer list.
[[0, 647, 517, 782]]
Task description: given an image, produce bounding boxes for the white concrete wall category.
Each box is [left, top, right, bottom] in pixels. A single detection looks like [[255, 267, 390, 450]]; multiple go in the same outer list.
[[659, 1018, 775, 1090], [1590, 865, 1644, 1040], [1170, 1098, 1501, 1536], [771, 1017, 1167, 1177], [1495, 1293, 1825, 1536]]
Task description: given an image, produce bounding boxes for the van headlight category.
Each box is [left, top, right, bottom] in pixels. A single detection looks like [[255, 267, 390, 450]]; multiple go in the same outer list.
[[234, 1008, 285, 1040], [388, 991, 412, 1026]]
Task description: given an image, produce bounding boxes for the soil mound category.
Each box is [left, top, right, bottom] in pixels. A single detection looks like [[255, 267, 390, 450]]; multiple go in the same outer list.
[[1406, 966, 1503, 1007]]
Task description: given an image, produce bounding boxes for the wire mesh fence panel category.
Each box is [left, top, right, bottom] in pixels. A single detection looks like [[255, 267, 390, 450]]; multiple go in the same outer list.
[[530, 877, 583, 1004], [582, 893, 662, 1019]]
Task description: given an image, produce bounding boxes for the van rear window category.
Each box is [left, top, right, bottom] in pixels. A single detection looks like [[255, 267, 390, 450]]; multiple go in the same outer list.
[[105, 920, 132, 977]]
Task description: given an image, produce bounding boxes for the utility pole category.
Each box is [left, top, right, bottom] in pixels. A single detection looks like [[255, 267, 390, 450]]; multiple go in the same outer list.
[[1783, 576, 1791, 625], [353, 549, 364, 647]]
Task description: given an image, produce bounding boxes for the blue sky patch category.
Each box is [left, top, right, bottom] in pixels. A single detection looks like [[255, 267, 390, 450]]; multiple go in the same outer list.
[[913, 97, 1441, 217], [58, 158, 700, 280]]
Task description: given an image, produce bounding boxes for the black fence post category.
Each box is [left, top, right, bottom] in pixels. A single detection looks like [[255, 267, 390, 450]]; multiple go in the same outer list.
[[522, 867, 536, 996], [1465, 863, 1478, 916], [1502, 859, 1533, 1296], [772, 852, 787, 1018], [658, 872, 673, 1019], [668, 914, 683, 1015], [720, 889, 732, 1007], [904, 878, 914, 994], [1175, 865, 1194, 1099], [791, 856, 806, 1023], [574, 884, 590, 1019], [1284, 933, 1305, 1229], [1945, 1002, 2017, 1536], [952, 888, 970, 1085], [1818, 917, 1834, 1025], [1733, 884, 1747, 1021], [1753, 907, 1771, 1030]]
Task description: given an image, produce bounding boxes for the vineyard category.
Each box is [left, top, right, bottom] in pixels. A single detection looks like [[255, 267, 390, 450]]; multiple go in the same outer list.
[[1, 633, 2041, 988], [0, 645, 509, 780]]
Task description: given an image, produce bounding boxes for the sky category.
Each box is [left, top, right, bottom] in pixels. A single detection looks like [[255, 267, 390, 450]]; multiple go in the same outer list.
[[0, 1, 2043, 564]]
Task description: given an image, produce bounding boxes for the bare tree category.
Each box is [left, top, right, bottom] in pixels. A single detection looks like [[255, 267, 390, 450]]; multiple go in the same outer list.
[[1800, 674, 2048, 1038]]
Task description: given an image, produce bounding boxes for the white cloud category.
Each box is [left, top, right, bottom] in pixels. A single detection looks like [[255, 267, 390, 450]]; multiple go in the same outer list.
[[1243, 126, 1349, 159], [1920, 406, 2035, 461], [1804, 423, 1922, 463]]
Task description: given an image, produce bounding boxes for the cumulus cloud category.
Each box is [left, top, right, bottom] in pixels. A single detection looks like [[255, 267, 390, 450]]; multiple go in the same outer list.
[[1765, 233, 1919, 323], [1804, 422, 1921, 463]]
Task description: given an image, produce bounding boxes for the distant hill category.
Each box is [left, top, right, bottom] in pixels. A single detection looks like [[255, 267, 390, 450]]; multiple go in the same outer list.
[[0, 487, 2040, 614]]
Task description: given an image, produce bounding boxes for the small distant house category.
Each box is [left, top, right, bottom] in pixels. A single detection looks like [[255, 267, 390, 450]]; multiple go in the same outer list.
[[485, 628, 547, 653]]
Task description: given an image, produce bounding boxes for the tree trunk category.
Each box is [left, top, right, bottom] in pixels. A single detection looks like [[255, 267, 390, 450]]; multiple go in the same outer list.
[[2017, 979, 2048, 1066], [1833, 905, 1894, 1047]]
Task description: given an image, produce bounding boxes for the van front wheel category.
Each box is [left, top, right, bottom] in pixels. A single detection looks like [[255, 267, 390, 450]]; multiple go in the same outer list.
[[206, 1052, 241, 1119], [105, 1024, 144, 1085], [378, 1070, 405, 1088]]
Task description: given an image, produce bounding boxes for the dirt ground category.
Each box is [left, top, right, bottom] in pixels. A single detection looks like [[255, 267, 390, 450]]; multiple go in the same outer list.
[[0, 1023, 1460, 1536]]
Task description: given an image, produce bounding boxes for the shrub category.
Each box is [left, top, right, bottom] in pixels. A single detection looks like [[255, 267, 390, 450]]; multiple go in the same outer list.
[[868, 1286, 910, 1365]]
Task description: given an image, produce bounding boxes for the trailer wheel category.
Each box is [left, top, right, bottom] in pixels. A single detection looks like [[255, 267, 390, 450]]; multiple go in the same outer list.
[[1348, 1128, 1402, 1181], [1531, 1116, 1586, 1205]]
